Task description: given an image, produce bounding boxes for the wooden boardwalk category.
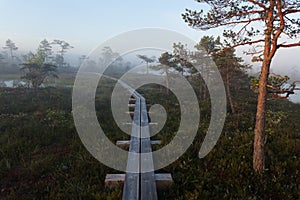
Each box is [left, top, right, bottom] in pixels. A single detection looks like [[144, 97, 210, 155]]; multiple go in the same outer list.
[[105, 78, 173, 200], [121, 91, 158, 200]]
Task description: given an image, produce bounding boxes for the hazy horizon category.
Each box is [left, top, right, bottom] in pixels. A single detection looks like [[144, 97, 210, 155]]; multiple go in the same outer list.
[[0, 0, 299, 77]]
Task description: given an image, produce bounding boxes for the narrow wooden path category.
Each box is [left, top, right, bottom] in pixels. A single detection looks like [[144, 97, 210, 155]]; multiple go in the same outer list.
[[105, 78, 173, 200]]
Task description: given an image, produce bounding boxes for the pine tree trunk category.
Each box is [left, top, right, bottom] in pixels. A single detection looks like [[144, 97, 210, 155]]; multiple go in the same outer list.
[[253, 0, 276, 174], [253, 28, 272, 173], [165, 66, 169, 95], [253, 60, 270, 173], [226, 64, 235, 114]]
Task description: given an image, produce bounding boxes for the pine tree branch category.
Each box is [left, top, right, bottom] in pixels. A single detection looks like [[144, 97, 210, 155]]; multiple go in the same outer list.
[[237, 22, 251, 36], [224, 18, 264, 25], [284, 9, 300, 15], [212, 39, 264, 56], [194, 17, 264, 29], [278, 42, 300, 48], [284, 16, 300, 26], [226, 9, 266, 19]]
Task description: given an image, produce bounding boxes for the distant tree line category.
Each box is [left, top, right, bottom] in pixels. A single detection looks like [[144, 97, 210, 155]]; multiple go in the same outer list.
[[0, 38, 136, 88], [0, 39, 74, 69]]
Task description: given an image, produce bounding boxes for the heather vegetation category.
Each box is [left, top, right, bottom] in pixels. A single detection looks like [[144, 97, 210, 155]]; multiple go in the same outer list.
[[0, 68, 299, 199]]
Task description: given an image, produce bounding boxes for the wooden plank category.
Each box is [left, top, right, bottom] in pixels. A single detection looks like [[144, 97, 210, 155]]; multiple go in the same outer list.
[[122, 98, 141, 200], [125, 111, 134, 118], [122, 122, 133, 125], [116, 140, 161, 147], [104, 76, 172, 200], [155, 173, 173, 189], [140, 99, 158, 200], [105, 174, 125, 188], [105, 173, 173, 189], [129, 99, 136, 104], [122, 135, 140, 199]]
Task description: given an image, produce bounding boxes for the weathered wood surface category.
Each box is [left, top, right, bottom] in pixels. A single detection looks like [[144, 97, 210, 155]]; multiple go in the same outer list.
[[101, 74, 173, 199], [103, 79, 171, 200], [154, 173, 173, 189], [105, 174, 125, 188], [122, 97, 140, 200], [105, 173, 173, 189], [140, 98, 157, 200], [116, 140, 161, 147]]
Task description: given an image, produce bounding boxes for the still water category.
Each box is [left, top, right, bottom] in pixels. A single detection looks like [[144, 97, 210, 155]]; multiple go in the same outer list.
[[288, 84, 300, 103]]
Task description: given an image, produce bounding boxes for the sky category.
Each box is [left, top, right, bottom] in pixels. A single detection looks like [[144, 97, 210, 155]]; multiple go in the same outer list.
[[0, 0, 209, 54], [0, 0, 299, 75]]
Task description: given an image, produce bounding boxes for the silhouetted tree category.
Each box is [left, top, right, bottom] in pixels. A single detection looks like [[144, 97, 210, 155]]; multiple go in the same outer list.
[[137, 54, 155, 74], [158, 52, 176, 95], [78, 55, 88, 67], [172, 42, 194, 76], [197, 36, 248, 113], [52, 40, 73, 68], [194, 36, 221, 99], [99, 47, 123, 75], [3, 39, 18, 64], [39, 39, 53, 62]]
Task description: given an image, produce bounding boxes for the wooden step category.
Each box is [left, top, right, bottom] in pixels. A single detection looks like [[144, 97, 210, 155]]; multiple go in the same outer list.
[[155, 173, 173, 189], [105, 174, 125, 188], [105, 173, 173, 189], [122, 122, 158, 126], [116, 140, 162, 147], [122, 122, 133, 125]]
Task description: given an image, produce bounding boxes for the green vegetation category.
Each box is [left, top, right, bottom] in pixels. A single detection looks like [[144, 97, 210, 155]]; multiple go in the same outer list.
[[0, 79, 124, 199], [21, 47, 58, 90], [0, 74, 299, 199]]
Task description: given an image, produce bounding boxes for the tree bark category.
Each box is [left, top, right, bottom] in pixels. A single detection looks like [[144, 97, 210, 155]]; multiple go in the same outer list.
[[253, 0, 275, 174], [253, 60, 270, 173]]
